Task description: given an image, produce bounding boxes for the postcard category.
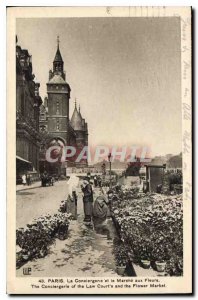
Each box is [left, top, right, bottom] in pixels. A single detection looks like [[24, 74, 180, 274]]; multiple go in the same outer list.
[[7, 6, 192, 294]]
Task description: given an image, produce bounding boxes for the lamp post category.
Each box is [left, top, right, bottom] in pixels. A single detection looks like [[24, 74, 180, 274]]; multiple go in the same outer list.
[[108, 152, 112, 188], [64, 160, 68, 177]]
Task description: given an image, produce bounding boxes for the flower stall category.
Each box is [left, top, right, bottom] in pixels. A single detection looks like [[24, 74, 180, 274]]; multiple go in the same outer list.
[[111, 187, 183, 276], [16, 212, 71, 269]]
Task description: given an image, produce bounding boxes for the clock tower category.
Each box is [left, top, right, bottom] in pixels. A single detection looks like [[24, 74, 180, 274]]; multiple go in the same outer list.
[[46, 36, 71, 145], [39, 36, 89, 174]]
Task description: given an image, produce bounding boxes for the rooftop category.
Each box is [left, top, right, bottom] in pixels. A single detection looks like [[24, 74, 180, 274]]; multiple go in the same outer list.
[[48, 74, 66, 84]]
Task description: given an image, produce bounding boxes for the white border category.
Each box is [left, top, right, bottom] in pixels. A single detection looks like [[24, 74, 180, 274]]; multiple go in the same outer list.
[[1, 1, 196, 299]]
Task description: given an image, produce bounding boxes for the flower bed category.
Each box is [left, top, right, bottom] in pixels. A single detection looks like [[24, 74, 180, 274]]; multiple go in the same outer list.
[[111, 187, 183, 276], [16, 212, 71, 269]]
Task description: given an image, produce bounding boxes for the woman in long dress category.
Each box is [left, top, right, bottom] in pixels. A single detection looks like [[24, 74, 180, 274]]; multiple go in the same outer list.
[[66, 175, 79, 219], [81, 179, 93, 223], [92, 189, 109, 232], [22, 174, 26, 186], [93, 189, 116, 239]]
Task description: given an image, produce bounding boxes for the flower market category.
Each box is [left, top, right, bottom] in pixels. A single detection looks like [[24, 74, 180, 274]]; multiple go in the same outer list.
[[16, 164, 183, 277]]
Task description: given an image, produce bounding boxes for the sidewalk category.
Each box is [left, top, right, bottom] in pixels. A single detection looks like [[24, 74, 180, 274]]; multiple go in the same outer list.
[[16, 181, 41, 192]]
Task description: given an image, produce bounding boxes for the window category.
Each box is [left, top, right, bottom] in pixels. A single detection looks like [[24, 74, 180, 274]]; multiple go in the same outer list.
[[56, 119, 59, 131], [40, 125, 46, 132], [40, 113, 45, 120], [56, 100, 59, 114]]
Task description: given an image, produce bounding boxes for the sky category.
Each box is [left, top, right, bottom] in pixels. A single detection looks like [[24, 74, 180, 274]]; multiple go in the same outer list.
[[16, 17, 181, 157]]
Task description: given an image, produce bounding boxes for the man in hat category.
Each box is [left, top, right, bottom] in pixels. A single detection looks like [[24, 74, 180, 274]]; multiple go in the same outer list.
[[81, 177, 93, 223]]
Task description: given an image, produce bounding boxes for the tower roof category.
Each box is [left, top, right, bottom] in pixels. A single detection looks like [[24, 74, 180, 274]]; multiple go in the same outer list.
[[70, 101, 83, 131], [48, 74, 66, 84], [53, 46, 63, 62], [53, 36, 63, 62]]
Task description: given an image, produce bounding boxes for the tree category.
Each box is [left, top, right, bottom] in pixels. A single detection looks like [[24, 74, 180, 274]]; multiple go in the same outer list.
[[167, 155, 182, 169], [125, 157, 141, 176]]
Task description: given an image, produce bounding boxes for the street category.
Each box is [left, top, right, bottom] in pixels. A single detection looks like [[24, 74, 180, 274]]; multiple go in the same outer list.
[[16, 181, 119, 277], [16, 181, 69, 228]]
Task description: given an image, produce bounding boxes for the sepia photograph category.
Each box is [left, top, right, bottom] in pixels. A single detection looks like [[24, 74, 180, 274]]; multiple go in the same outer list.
[[7, 6, 192, 294]]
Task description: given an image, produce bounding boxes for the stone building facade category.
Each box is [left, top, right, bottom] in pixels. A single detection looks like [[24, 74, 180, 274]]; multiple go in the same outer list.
[[16, 40, 42, 180], [39, 38, 88, 175]]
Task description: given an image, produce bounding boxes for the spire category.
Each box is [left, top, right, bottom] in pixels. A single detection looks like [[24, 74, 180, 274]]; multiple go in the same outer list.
[[78, 104, 82, 119], [70, 99, 83, 131], [53, 35, 63, 62], [53, 35, 64, 77]]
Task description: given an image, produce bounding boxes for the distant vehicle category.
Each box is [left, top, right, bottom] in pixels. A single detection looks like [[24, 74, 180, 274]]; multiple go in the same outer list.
[[52, 174, 59, 181], [41, 173, 54, 187]]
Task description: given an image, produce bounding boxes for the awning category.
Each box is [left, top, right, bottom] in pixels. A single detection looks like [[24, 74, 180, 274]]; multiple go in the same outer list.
[[16, 156, 32, 164]]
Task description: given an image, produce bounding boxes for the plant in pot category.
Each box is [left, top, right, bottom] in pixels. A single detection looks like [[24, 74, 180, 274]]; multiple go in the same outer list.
[[136, 237, 152, 269], [151, 240, 170, 273], [113, 238, 128, 276]]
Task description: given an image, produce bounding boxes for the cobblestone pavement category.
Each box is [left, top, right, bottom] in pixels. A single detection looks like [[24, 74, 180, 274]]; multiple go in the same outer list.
[[16, 186, 119, 277]]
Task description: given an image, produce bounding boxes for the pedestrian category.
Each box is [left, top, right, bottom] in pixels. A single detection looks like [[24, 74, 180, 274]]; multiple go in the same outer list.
[[26, 173, 31, 186], [66, 175, 79, 220], [92, 188, 111, 238], [90, 179, 95, 192], [22, 174, 26, 186], [81, 177, 93, 223], [97, 176, 102, 187], [41, 171, 48, 187], [94, 175, 98, 187], [106, 189, 114, 216]]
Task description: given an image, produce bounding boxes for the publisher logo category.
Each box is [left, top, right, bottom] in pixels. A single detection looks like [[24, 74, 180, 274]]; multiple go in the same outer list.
[[23, 267, 31, 275]]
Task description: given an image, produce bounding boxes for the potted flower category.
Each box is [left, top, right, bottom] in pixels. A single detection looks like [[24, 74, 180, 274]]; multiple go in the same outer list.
[[151, 241, 170, 272], [155, 260, 167, 273], [21, 249, 29, 261], [141, 259, 151, 269], [138, 243, 152, 269], [113, 238, 128, 276], [116, 252, 127, 276]]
